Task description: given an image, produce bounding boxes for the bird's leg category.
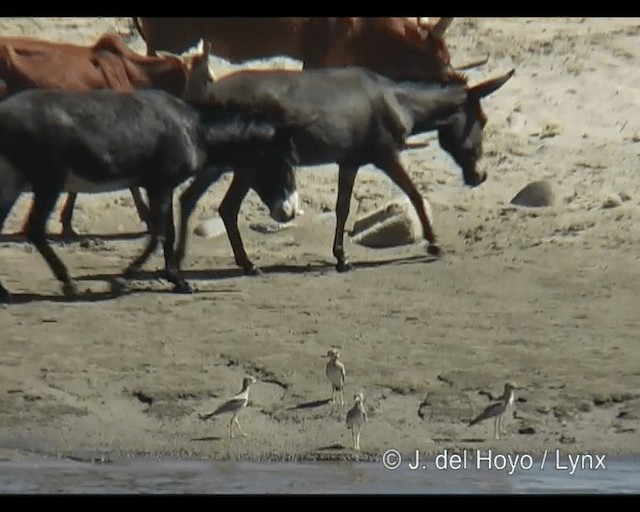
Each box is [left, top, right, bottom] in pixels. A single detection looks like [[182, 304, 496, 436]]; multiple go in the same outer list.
[[229, 417, 235, 439], [355, 431, 361, 451], [331, 388, 336, 404], [339, 389, 344, 407], [235, 416, 247, 437], [494, 416, 500, 440]]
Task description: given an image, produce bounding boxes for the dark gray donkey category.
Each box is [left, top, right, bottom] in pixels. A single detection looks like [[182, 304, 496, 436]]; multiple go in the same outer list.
[[0, 88, 300, 302], [176, 66, 514, 275]]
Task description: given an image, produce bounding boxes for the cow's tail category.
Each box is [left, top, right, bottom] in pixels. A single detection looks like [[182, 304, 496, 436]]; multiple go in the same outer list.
[[132, 17, 147, 43]]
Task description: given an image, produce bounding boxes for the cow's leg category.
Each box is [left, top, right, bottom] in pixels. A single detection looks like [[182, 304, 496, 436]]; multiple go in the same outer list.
[[129, 187, 152, 229], [218, 171, 258, 275], [26, 187, 78, 297], [377, 153, 440, 256], [59, 193, 80, 240], [176, 165, 227, 268], [332, 164, 359, 272]]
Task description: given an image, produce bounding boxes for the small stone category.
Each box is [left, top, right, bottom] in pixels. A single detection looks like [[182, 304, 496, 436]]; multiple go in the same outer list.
[[602, 194, 622, 209], [351, 196, 432, 248], [193, 217, 226, 239], [510, 180, 555, 207]]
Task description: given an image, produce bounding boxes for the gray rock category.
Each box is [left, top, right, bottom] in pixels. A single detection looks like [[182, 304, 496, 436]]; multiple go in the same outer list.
[[510, 180, 555, 207], [350, 197, 432, 248], [602, 193, 623, 209], [193, 217, 226, 239]]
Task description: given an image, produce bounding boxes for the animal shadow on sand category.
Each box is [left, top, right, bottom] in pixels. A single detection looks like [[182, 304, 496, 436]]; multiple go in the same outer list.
[[87, 252, 439, 283], [4, 287, 132, 305], [0, 231, 148, 244], [4, 254, 438, 304]]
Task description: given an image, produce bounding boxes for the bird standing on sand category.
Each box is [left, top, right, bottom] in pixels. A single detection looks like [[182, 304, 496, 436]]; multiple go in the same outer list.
[[198, 376, 256, 439], [469, 382, 523, 440], [346, 392, 367, 450], [324, 349, 346, 406]]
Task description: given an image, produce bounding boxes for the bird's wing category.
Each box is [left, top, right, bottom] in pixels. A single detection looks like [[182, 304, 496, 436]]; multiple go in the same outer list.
[[213, 396, 248, 416], [346, 407, 357, 427], [469, 402, 505, 425], [339, 362, 346, 383], [198, 410, 216, 421]]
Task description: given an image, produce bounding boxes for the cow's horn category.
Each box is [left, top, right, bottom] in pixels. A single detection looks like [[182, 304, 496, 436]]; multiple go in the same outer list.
[[431, 17, 453, 38], [156, 50, 181, 59], [469, 69, 515, 99], [454, 54, 490, 71]]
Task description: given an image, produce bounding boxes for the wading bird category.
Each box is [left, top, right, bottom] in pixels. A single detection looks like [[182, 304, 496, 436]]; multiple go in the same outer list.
[[324, 349, 346, 406], [346, 392, 367, 450], [198, 376, 256, 438], [469, 382, 523, 440]]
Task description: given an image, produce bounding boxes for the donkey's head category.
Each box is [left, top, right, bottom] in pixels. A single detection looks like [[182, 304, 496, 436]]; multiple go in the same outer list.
[[437, 69, 515, 187]]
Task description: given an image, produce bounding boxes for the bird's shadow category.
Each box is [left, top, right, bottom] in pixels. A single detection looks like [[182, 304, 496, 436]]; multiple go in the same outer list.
[[314, 444, 347, 451], [288, 399, 332, 411], [191, 436, 224, 442]]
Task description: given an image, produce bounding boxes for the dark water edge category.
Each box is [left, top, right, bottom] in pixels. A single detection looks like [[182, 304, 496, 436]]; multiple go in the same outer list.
[[0, 455, 638, 494]]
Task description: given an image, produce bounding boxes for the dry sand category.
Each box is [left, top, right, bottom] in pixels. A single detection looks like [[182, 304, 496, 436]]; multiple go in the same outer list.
[[0, 17, 639, 463]]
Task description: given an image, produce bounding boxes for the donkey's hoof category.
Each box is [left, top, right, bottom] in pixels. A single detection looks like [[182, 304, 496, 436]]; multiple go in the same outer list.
[[336, 260, 354, 273], [243, 265, 263, 277], [109, 277, 128, 296], [60, 228, 80, 241], [0, 288, 11, 304], [122, 267, 141, 280], [172, 281, 193, 294], [62, 281, 79, 298], [427, 244, 441, 257]]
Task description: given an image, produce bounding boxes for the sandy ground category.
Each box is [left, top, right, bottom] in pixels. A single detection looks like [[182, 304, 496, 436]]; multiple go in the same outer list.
[[0, 17, 639, 464]]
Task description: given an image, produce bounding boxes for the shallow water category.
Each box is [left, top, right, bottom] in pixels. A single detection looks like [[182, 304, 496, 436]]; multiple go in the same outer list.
[[0, 455, 637, 494]]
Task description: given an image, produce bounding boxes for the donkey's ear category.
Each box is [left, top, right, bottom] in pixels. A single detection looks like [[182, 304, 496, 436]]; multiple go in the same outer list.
[[468, 69, 515, 100]]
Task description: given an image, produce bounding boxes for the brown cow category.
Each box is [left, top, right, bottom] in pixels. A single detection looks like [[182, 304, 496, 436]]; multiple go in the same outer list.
[[133, 17, 457, 83], [0, 33, 213, 238]]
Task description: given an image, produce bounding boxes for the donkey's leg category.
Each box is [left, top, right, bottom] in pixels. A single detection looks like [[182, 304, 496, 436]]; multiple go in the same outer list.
[[156, 187, 191, 294], [59, 193, 80, 240], [176, 165, 227, 268], [0, 188, 20, 234], [378, 153, 440, 256], [218, 171, 257, 275], [129, 187, 152, 229], [122, 187, 162, 279], [26, 187, 78, 297], [0, 158, 23, 301], [332, 164, 359, 272], [0, 281, 9, 303]]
